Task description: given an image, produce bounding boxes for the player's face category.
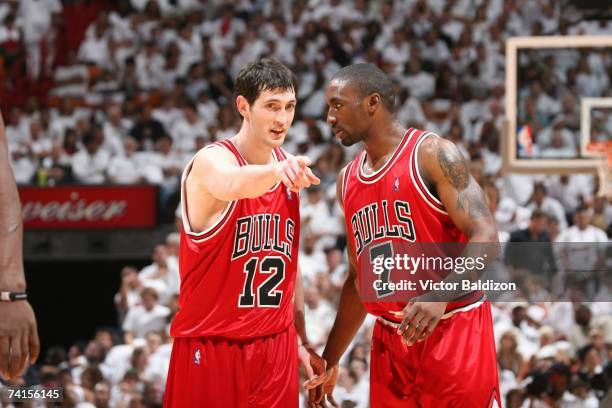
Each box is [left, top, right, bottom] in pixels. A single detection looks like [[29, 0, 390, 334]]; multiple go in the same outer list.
[[326, 79, 368, 146], [246, 88, 297, 148]]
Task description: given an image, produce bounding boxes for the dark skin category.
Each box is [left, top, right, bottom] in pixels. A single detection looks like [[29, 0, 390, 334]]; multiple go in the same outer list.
[[306, 78, 498, 406], [0, 111, 40, 380]]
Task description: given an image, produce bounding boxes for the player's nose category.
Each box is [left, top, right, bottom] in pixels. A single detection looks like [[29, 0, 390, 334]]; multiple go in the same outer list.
[[326, 111, 336, 126]]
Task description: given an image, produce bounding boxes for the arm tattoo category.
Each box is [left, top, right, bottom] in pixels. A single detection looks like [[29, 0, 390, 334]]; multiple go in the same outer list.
[[436, 144, 489, 220], [458, 183, 490, 219]]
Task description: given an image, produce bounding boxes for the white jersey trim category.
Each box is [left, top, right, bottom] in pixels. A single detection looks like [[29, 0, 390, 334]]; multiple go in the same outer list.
[[409, 132, 449, 215], [181, 145, 238, 243], [356, 128, 417, 184]]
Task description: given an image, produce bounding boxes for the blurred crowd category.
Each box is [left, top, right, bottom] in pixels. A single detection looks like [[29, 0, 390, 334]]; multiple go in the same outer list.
[[517, 49, 612, 159], [1, 0, 612, 407]]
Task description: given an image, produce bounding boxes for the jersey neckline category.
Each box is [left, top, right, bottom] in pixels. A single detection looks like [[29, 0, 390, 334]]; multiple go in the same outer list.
[[357, 128, 415, 184]]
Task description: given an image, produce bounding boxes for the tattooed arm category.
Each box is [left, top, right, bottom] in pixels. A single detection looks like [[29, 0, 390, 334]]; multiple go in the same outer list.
[[419, 136, 498, 241], [395, 136, 499, 345]]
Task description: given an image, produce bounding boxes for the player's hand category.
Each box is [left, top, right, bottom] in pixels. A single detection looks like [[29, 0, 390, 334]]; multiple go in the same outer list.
[[298, 344, 326, 386], [0, 301, 40, 380], [304, 363, 339, 407], [275, 155, 320, 192], [392, 301, 447, 346]]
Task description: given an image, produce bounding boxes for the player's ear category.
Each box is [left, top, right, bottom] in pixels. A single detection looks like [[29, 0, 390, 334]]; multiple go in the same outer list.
[[236, 95, 250, 120], [368, 93, 381, 114]]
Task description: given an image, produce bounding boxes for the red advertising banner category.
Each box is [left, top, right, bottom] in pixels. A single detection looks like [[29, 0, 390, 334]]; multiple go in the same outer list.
[[19, 185, 157, 229]]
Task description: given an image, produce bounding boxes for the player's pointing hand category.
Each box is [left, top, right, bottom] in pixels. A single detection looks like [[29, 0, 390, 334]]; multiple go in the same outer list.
[[276, 155, 320, 192]]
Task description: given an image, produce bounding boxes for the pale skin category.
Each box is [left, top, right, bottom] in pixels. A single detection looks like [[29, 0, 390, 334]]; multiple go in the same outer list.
[[183, 87, 324, 383], [0, 110, 40, 381], [306, 78, 498, 407]]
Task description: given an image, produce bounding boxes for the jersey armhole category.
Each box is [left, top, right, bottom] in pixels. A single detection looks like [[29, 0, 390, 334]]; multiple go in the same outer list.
[[339, 161, 353, 210], [409, 132, 449, 215], [181, 143, 238, 244]]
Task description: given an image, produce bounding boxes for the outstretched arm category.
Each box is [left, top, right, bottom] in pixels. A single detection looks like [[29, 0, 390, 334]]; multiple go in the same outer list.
[[0, 111, 40, 380], [190, 146, 319, 202]]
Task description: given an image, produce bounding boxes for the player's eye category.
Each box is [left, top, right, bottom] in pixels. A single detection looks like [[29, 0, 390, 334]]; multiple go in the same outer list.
[[334, 103, 342, 110]]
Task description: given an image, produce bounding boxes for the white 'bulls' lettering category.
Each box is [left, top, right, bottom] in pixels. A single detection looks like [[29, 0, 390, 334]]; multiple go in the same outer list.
[[351, 200, 416, 256]]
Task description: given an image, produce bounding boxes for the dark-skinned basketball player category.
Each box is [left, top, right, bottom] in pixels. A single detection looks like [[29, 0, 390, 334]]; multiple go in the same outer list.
[[306, 64, 501, 408]]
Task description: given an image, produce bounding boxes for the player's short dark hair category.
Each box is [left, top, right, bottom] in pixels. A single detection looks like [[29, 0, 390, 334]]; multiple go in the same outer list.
[[331, 63, 397, 112], [234, 58, 297, 105]]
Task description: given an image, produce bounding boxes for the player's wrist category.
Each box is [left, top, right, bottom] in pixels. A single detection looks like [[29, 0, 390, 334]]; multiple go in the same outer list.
[[321, 351, 339, 368], [0, 276, 26, 293]]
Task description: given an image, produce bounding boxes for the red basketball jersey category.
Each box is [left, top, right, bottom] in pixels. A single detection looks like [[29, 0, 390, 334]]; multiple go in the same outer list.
[[342, 128, 483, 321], [171, 140, 300, 339]]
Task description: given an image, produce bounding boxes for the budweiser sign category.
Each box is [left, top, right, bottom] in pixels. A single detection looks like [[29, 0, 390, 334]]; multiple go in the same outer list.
[[19, 186, 157, 228]]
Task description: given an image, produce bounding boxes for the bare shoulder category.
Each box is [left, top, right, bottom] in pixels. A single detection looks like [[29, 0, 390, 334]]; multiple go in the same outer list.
[[418, 135, 470, 190], [191, 144, 239, 177]]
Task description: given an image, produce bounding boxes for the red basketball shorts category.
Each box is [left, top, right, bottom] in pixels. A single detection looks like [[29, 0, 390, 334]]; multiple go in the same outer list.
[[163, 326, 298, 408], [370, 301, 501, 407]]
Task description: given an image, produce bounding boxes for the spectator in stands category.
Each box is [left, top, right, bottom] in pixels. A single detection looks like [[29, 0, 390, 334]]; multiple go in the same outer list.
[[122, 287, 170, 343], [169, 100, 208, 155], [505, 210, 557, 283], [138, 244, 179, 304], [107, 137, 144, 184], [72, 130, 110, 184], [527, 182, 567, 230]]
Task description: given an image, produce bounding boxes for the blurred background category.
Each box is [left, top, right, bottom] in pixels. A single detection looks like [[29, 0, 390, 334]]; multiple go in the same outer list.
[[1, 0, 611, 407]]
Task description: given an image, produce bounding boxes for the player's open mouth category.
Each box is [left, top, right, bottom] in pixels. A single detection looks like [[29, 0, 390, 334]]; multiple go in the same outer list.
[[334, 129, 344, 138], [271, 130, 285, 136]]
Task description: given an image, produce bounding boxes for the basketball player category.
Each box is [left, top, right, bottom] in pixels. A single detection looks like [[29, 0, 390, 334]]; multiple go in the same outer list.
[[306, 64, 501, 407], [0, 109, 40, 380], [164, 58, 324, 407]]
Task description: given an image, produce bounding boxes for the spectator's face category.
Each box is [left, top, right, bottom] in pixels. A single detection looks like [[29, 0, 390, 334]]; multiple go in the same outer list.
[[146, 333, 162, 353], [551, 132, 564, 148], [575, 306, 591, 326], [30, 121, 42, 139], [95, 331, 113, 351], [549, 372, 567, 394], [152, 245, 168, 264], [326, 249, 342, 269], [350, 360, 366, 378], [326, 80, 370, 147], [237, 89, 294, 147], [575, 211, 591, 229], [533, 188, 545, 205], [142, 292, 157, 310], [124, 138, 137, 155], [94, 383, 111, 407], [530, 216, 547, 235], [85, 140, 100, 154], [511, 307, 526, 326], [500, 333, 517, 351]]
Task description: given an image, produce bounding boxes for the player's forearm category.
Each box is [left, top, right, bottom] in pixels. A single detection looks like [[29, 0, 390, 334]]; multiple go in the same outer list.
[[294, 269, 308, 345], [322, 276, 367, 366], [223, 163, 281, 200], [0, 115, 26, 291]]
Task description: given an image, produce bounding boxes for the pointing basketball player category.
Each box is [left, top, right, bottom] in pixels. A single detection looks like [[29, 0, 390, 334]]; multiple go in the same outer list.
[[306, 64, 501, 407], [164, 58, 324, 407], [0, 110, 40, 380]]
